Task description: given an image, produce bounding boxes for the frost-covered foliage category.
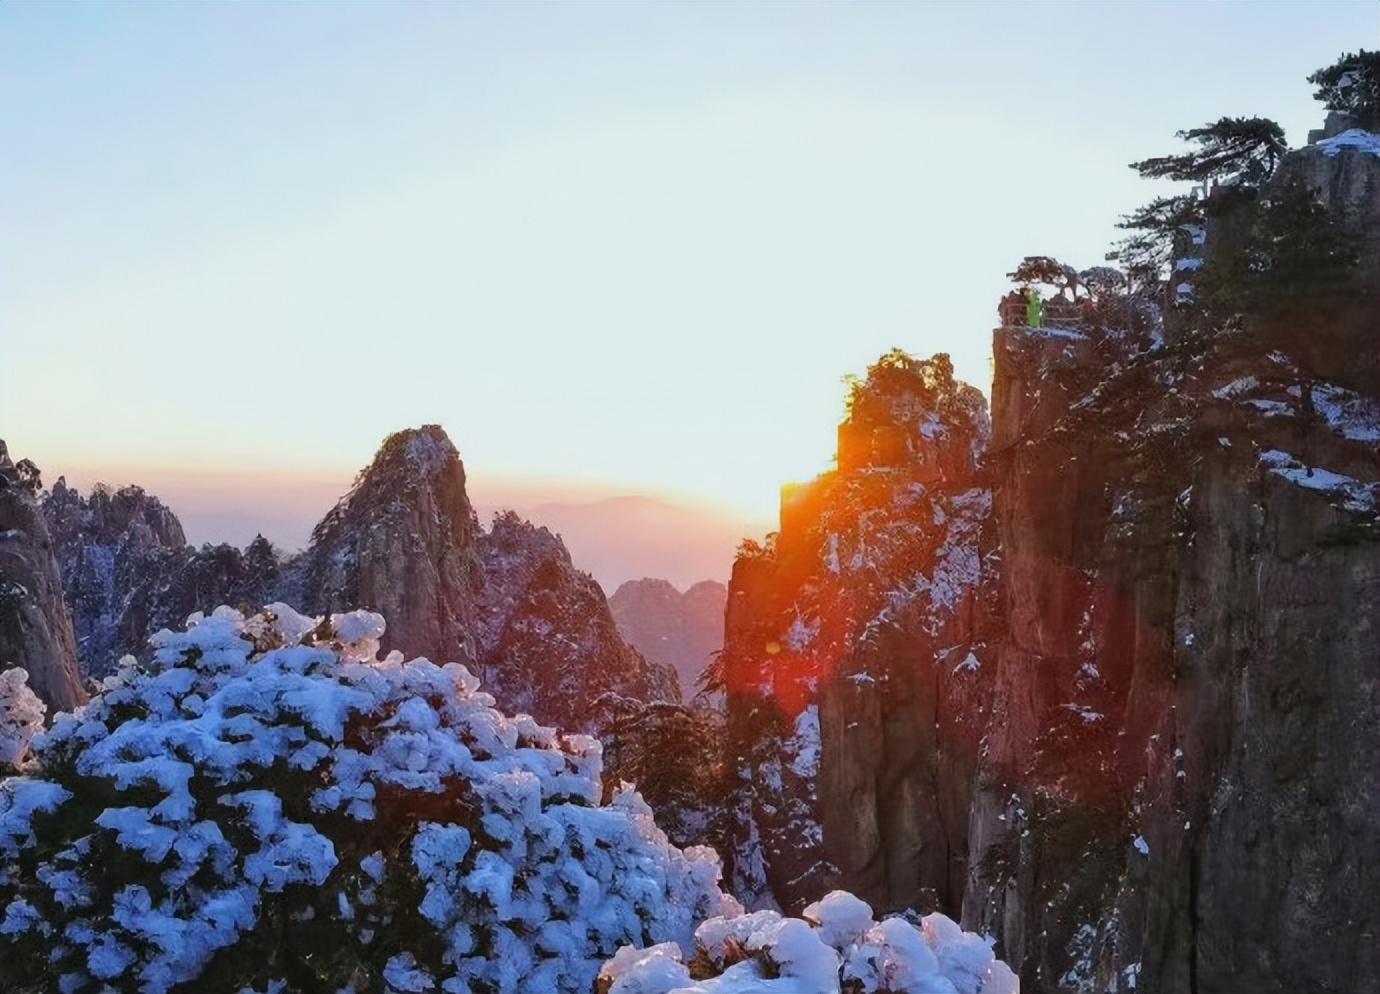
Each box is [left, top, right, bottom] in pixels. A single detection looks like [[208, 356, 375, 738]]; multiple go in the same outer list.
[[0, 605, 738, 993], [598, 890, 1019, 994], [0, 669, 45, 769]]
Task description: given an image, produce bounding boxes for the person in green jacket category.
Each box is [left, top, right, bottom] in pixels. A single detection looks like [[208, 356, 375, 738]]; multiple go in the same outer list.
[[1026, 288, 1044, 328]]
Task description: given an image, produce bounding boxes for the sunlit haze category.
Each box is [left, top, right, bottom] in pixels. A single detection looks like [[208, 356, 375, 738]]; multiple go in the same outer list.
[[3, 3, 1371, 585]]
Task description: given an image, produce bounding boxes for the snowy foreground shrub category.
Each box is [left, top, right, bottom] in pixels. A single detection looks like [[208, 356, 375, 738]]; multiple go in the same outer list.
[[0, 605, 739, 993], [598, 890, 1019, 994]]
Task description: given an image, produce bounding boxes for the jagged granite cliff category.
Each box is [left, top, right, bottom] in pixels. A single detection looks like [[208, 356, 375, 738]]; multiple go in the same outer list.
[[472, 509, 682, 731], [958, 126, 1380, 994], [296, 426, 485, 665], [719, 352, 997, 911], [44, 479, 280, 677], [42, 426, 677, 731], [0, 443, 86, 711], [964, 309, 1379, 994], [722, 131, 1380, 992], [610, 577, 727, 695], [295, 427, 678, 732]]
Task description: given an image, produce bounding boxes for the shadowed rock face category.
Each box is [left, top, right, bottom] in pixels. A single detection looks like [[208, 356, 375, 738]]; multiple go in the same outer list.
[[721, 138, 1380, 992], [43, 425, 677, 732], [43, 479, 279, 678], [0, 443, 85, 712], [970, 317, 1379, 994], [471, 511, 680, 733], [960, 136, 1380, 994], [610, 578, 727, 696], [719, 352, 996, 912]]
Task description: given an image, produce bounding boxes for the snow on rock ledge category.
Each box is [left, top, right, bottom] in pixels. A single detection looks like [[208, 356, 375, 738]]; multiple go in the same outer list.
[[598, 889, 1019, 994], [0, 604, 738, 993]]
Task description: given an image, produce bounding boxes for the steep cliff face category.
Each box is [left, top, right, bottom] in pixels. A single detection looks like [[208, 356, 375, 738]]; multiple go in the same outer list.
[[968, 315, 1379, 994], [610, 577, 727, 695], [722, 136, 1380, 992], [43, 425, 676, 732], [720, 353, 997, 913], [0, 444, 86, 711], [1207, 126, 1380, 388]]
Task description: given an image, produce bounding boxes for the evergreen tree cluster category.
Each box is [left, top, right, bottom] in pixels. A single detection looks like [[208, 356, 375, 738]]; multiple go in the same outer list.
[[1103, 51, 1367, 324], [1308, 50, 1380, 130]]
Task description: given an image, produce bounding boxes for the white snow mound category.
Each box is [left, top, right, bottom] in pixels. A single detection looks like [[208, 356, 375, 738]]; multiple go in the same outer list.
[[599, 889, 1020, 993]]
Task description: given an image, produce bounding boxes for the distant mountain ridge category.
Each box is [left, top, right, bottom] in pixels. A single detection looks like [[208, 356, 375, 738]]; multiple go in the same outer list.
[[472, 493, 755, 593], [40, 425, 678, 731], [609, 577, 727, 696]]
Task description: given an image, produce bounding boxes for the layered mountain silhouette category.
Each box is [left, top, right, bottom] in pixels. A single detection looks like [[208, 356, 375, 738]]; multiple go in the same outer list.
[[40, 426, 678, 731]]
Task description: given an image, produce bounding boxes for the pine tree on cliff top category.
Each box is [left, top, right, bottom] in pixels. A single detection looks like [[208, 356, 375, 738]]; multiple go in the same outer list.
[[1308, 50, 1380, 130], [1109, 194, 1205, 287], [1110, 117, 1284, 290], [1129, 116, 1287, 187], [1007, 256, 1083, 299]]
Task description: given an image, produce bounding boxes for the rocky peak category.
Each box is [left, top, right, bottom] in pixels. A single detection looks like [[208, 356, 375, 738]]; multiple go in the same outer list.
[[298, 425, 484, 665], [42, 480, 282, 677], [0, 444, 86, 712], [298, 427, 680, 731], [836, 350, 989, 476], [475, 529, 680, 733], [721, 351, 996, 912], [310, 425, 476, 557], [45, 477, 186, 550], [40, 424, 676, 731]]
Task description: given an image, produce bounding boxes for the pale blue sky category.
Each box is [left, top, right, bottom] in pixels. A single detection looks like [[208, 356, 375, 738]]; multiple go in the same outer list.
[[3, 2, 1374, 554]]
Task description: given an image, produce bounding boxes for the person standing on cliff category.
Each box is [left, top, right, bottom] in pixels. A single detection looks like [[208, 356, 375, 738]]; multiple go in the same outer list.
[[1026, 288, 1044, 328]]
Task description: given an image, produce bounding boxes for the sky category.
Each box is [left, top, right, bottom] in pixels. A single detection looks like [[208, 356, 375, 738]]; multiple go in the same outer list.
[[2, 2, 1374, 586]]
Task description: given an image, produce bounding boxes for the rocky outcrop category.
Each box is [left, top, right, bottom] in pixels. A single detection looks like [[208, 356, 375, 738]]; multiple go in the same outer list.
[[43, 425, 676, 732], [295, 427, 677, 731], [719, 352, 996, 912], [43, 479, 279, 677], [722, 135, 1380, 993], [473, 511, 680, 732], [964, 310, 1379, 993], [296, 426, 486, 666], [0, 444, 86, 711], [610, 578, 727, 696], [1237, 126, 1380, 387]]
